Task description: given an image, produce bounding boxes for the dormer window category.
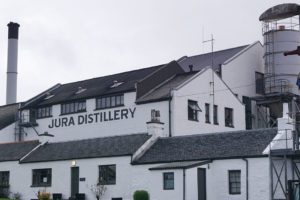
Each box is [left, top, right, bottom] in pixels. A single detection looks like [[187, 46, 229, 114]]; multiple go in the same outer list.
[[96, 94, 124, 110], [75, 87, 87, 95], [110, 81, 124, 88]]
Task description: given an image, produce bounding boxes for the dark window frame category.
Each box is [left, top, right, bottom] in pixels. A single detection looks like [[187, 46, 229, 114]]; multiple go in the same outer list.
[[36, 106, 52, 119], [32, 168, 52, 187], [0, 171, 9, 187], [228, 170, 241, 195], [61, 100, 86, 115], [188, 100, 201, 121], [99, 165, 116, 185], [213, 105, 219, 125], [96, 94, 124, 110], [205, 103, 210, 123], [225, 107, 234, 128], [163, 172, 174, 190]]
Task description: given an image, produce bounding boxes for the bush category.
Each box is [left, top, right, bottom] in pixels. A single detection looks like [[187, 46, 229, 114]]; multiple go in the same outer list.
[[133, 190, 149, 200]]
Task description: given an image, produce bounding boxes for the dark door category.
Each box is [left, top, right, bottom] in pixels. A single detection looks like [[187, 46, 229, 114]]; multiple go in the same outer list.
[[243, 96, 252, 130], [198, 168, 206, 200], [71, 167, 79, 197]]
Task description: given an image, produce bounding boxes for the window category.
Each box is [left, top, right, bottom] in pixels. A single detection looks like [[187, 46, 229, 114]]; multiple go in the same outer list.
[[96, 94, 124, 109], [0, 171, 9, 187], [225, 107, 234, 127], [213, 105, 218, 125], [37, 106, 52, 119], [205, 103, 210, 123], [188, 100, 201, 121], [61, 101, 86, 115], [255, 72, 265, 95], [99, 165, 116, 185], [229, 170, 241, 194], [163, 172, 174, 190], [32, 169, 52, 187]]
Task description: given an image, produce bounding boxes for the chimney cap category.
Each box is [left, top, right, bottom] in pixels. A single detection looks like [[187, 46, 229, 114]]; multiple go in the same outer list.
[[7, 22, 20, 39]]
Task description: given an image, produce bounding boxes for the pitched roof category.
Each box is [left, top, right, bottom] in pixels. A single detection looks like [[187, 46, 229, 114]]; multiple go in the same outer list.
[[135, 128, 277, 164], [0, 140, 39, 162], [0, 103, 19, 130], [21, 133, 151, 163], [24, 65, 164, 108], [178, 45, 248, 72], [136, 72, 197, 103]]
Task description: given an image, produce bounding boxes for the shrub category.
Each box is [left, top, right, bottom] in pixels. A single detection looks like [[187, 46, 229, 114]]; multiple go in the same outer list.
[[38, 191, 50, 200], [133, 190, 149, 200]]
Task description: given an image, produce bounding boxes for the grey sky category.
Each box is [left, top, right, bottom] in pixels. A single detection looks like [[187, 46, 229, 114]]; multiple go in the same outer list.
[[0, 0, 299, 106]]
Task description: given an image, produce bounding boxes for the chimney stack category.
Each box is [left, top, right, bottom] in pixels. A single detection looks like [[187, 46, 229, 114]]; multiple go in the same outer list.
[[6, 22, 20, 104]]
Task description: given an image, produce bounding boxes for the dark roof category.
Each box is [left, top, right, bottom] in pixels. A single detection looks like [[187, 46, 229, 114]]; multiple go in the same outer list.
[[21, 133, 151, 163], [135, 128, 277, 164], [24, 65, 164, 108], [179, 45, 248, 72], [0, 103, 19, 130], [136, 72, 197, 103], [0, 140, 39, 162]]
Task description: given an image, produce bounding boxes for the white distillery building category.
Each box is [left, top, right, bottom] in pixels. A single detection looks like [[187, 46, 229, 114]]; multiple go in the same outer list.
[[0, 3, 300, 200]]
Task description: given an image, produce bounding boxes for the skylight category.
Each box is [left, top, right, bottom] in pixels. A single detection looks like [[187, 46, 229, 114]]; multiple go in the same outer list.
[[44, 93, 55, 100], [111, 80, 124, 88], [75, 87, 87, 95]]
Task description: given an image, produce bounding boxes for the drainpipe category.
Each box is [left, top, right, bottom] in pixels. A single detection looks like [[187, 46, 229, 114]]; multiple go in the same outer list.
[[183, 168, 186, 200], [169, 97, 172, 137], [242, 158, 249, 200]]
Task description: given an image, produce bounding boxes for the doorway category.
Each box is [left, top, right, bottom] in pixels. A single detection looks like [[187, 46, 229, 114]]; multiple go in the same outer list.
[[71, 167, 79, 198], [197, 168, 206, 200]]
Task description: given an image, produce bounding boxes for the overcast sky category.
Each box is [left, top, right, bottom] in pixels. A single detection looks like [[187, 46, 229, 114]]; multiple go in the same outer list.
[[0, 0, 299, 106]]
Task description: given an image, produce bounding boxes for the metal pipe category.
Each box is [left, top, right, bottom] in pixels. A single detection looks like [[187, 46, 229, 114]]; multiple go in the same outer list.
[[242, 158, 249, 200], [168, 92, 172, 137], [183, 168, 186, 200]]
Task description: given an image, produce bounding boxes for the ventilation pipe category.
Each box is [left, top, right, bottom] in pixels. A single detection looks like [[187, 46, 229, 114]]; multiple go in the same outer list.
[[6, 22, 20, 104]]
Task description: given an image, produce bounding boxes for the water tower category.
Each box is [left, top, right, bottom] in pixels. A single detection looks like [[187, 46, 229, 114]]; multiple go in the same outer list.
[[259, 3, 300, 95]]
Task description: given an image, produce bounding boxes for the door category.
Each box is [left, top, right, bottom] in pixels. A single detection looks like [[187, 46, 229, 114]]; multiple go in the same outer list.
[[71, 167, 79, 198], [197, 168, 206, 200]]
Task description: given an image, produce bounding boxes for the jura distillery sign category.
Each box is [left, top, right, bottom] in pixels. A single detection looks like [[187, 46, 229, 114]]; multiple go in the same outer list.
[[48, 107, 136, 129]]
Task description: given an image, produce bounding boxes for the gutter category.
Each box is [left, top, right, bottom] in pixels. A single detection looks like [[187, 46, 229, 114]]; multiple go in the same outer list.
[[242, 158, 249, 200]]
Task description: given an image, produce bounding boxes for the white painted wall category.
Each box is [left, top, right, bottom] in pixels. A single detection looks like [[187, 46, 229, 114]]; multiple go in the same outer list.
[[21, 92, 169, 142], [172, 68, 245, 136], [185, 158, 270, 200], [0, 123, 16, 142], [5, 157, 183, 200], [222, 42, 265, 129]]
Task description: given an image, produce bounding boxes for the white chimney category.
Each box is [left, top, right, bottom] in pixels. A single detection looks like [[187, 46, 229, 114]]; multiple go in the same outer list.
[[147, 109, 167, 137], [6, 22, 20, 104]]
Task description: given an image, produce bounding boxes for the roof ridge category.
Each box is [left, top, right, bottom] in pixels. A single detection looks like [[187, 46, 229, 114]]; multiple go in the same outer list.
[[46, 133, 149, 145], [61, 64, 164, 86], [185, 45, 249, 59], [160, 128, 277, 140]]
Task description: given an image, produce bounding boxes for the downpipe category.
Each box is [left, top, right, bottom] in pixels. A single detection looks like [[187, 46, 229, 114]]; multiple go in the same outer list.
[[242, 158, 249, 200]]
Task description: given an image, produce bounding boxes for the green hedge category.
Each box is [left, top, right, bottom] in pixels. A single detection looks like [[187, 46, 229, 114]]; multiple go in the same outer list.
[[133, 190, 149, 200]]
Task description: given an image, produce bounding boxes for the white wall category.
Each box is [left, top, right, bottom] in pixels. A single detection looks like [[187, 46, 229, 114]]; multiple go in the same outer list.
[[0, 123, 16, 142], [172, 68, 245, 136], [6, 157, 183, 200], [22, 92, 169, 142], [222, 42, 265, 129], [186, 158, 270, 200]]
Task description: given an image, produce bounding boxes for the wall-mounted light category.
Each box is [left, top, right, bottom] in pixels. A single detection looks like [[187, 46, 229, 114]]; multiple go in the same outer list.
[[71, 160, 77, 167]]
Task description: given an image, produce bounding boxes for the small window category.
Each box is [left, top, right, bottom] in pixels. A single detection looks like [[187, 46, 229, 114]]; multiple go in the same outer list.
[[188, 100, 201, 121], [32, 168, 52, 187], [61, 101, 86, 115], [225, 107, 234, 127], [255, 72, 265, 95], [37, 106, 52, 119], [0, 171, 9, 187], [163, 172, 174, 190], [205, 103, 210, 123], [99, 165, 116, 185], [213, 105, 218, 125], [229, 170, 241, 195], [96, 94, 124, 110]]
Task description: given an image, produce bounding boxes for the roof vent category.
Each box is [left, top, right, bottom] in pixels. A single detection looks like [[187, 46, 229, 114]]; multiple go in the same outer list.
[[44, 93, 55, 100], [75, 87, 87, 95], [111, 80, 124, 88]]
